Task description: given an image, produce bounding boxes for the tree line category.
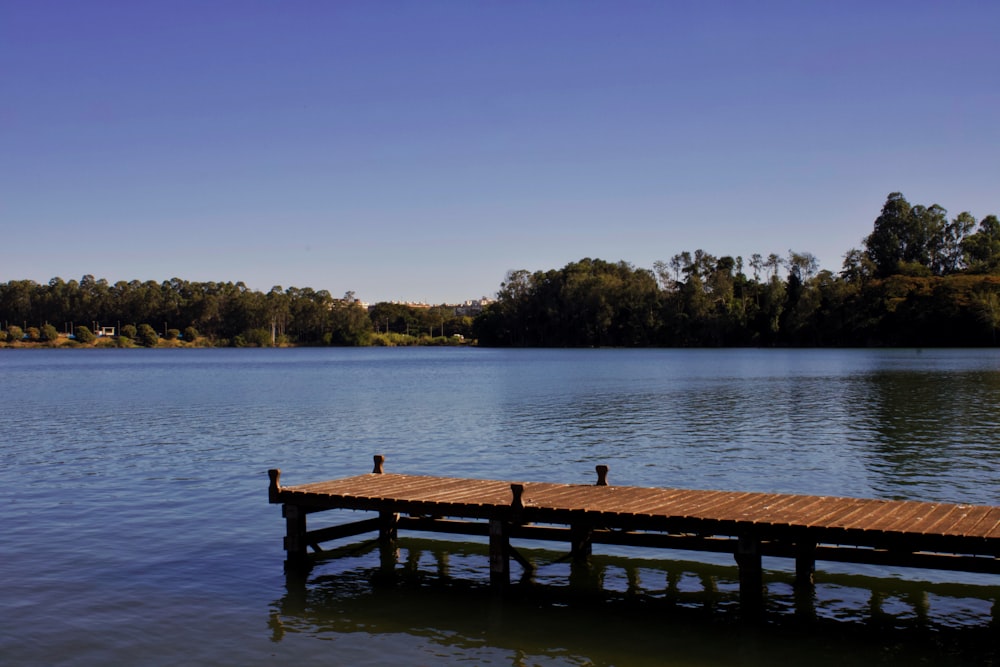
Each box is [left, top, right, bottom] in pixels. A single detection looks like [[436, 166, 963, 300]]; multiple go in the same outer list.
[[2, 193, 998, 348], [473, 193, 1000, 347], [0, 278, 476, 347]]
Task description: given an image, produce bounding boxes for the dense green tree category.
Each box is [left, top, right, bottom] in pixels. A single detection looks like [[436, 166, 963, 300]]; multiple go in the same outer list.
[[328, 298, 372, 346], [235, 328, 272, 347], [972, 289, 1000, 343], [41, 323, 60, 343], [963, 215, 1000, 274], [136, 323, 159, 347], [74, 325, 95, 344]]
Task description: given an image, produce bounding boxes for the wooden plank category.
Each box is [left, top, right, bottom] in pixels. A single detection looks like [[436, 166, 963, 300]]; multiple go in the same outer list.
[[701, 492, 780, 522], [522, 484, 601, 510], [745, 493, 831, 527], [825, 499, 899, 531], [854, 500, 930, 534], [976, 515, 1000, 540], [945, 506, 989, 536], [914, 503, 974, 536], [645, 489, 734, 519], [952, 507, 1000, 538], [726, 494, 801, 530], [413, 484, 514, 509], [574, 485, 652, 514], [610, 488, 696, 517]]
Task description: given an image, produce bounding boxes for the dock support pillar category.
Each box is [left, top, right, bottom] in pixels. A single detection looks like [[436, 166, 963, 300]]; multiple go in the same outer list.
[[489, 519, 510, 587], [570, 525, 593, 561], [282, 504, 309, 569], [378, 510, 399, 545], [735, 534, 763, 617], [795, 541, 816, 588]]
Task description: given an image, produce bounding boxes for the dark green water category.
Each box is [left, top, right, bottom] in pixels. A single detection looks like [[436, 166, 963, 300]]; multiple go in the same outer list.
[[2, 348, 998, 665]]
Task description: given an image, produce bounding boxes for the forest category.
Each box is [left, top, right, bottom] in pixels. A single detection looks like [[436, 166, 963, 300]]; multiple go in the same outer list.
[[2, 193, 999, 348], [476, 193, 1000, 347]]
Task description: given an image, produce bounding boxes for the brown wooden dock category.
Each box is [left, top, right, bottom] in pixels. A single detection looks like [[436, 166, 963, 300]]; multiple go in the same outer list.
[[268, 456, 1000, 612]]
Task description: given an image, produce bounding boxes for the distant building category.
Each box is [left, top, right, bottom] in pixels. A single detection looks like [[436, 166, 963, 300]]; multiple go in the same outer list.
[[454, 298, 494, 317]]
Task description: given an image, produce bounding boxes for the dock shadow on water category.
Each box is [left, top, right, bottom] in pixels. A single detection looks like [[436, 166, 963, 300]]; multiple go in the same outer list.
[[270, 537, 999, 666]]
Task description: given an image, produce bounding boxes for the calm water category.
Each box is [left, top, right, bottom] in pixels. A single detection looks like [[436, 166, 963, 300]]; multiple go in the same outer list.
[[2, 348, 998, 666]]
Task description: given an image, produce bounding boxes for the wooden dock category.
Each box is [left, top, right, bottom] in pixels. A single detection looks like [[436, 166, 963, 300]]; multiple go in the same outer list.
[[268, 456, 1000, 613]]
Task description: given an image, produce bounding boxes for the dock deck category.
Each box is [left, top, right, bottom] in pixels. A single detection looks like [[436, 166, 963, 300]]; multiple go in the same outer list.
[[268, 456, 1000, 612]]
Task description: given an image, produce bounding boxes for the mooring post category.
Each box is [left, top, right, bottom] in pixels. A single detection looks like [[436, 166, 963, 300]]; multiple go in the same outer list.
[[489, 519, 510, 587], [510, 483, 524, 511], [735, 533, 763, 616], [268, 468, 282, 503], [595, 464, 609, 486], [373, 454, 385, 474]]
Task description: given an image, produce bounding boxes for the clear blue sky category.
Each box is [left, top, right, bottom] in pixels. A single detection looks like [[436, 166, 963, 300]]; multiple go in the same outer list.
[[3, 1, 998, 304]]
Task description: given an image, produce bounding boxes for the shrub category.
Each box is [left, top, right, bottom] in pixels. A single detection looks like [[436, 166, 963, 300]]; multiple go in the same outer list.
[[182, 326, 199, 342], [136, 324, 159, 347], [164, 328, 180, 341], [41, 324, 60, 344], [74, 326, 96, 344], [26, 327, 41, 342], [121, 324, 137, 339], [236, 328, 272, 347]]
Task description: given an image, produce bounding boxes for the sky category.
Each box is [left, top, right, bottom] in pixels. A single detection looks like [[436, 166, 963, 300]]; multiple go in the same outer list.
[[3, 1, 998, 304]]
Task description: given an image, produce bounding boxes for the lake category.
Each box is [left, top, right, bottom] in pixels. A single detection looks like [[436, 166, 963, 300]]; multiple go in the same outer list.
[[2, 347, 998, 665]]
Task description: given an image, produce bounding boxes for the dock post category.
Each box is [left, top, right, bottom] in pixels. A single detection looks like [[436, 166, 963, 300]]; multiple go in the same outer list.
[[282, 504, 309, 569], [373, 454, 385, 474], [570, 525, 593, 561], [268, 468, 282, 503], [795, 541, 815, 588], [595, 465, 609, 486], [378, 510, 399, 544], [489, 519, 510, 587], [735, 534, 763, 617]]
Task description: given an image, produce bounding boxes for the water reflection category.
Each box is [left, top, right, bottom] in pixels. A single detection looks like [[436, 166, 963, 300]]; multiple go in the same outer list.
[[270, 537, 999, 666], [855, 370, 1000, 503]]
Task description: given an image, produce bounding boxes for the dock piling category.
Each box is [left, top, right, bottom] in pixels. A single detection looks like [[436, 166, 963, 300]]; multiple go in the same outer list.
[[795, 541, 816, 588], [735, 534, 763, 615], [489, 519, 510, 586], [282, 503, 309, 568]]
